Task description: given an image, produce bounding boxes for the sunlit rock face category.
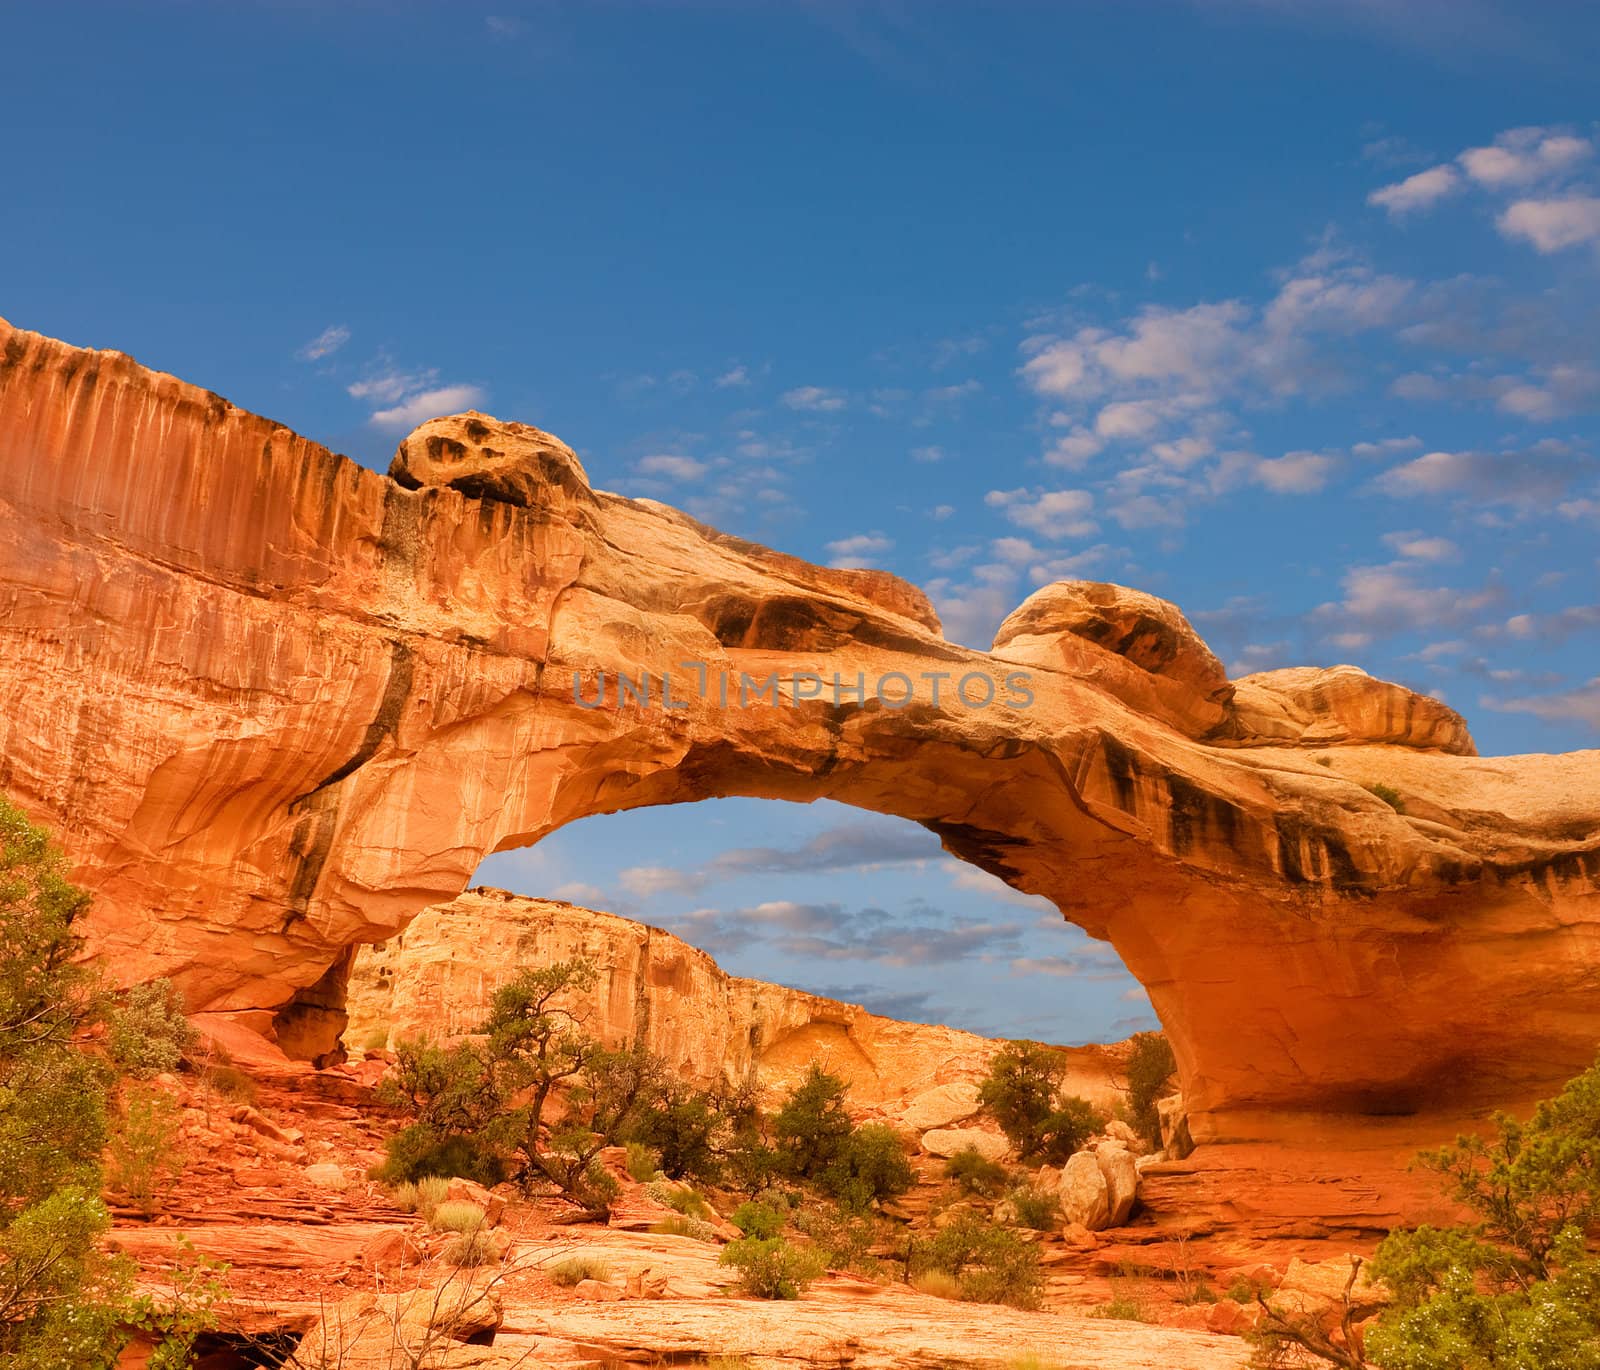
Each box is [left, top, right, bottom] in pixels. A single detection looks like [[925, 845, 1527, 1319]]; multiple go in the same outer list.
[[342, 889, 1126, 1120], [2, 315, 1597, 1140]]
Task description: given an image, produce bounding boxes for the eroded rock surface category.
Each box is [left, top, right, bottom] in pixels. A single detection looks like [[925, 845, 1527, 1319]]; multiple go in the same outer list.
[[2, 317, 1598, 1141]]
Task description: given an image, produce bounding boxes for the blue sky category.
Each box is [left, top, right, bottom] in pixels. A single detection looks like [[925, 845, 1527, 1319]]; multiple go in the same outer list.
[[7, 2, 1598, 1042]]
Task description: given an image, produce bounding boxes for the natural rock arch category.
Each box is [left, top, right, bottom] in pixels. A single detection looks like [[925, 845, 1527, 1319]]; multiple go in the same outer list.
[[2, 316, 1598, 1142]]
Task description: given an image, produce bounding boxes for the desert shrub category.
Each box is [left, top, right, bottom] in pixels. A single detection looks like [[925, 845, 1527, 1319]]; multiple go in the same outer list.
[[792, 1202, 881, 1274], [429, 1200, 486, 1234], [978, 1041, 1106, 1164], [625, 1140, 659, 1182], [1227, 1273, 1275, 1303], [650, 1213, 717, 1241], [106, 1085, 184, 1216], [372, 1124, 504, 1188], [946, 1145, 1008, 1197], [1363, 780, 1406, 813], [360, 1026, 389, 1052], [817, 1123, 914, 1211], [1006, 1182, 1060, 1231], [1093, 1295, 1151, 1321], [731, 1199, 787, 1239], [720, 1235, 825, 1300], [648, 1181, 712, 1218], [773, 1064, 854, 1181], [201, 1064, 257, 1104], [1125, 1031, 1177, 1147], [106, 979, 196, 1079], [410, 1175, 451, 1221], [389, 1180, 420, 1213], [443, 1229, 500, 1268], [912, 1209, 1044, 1309], [549, 1255, 610, 1286], [912, 1269, 962, 1299]]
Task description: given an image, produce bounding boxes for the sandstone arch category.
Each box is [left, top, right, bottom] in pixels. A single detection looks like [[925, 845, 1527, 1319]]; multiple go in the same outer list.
[[2, 316, 1598, 1143]]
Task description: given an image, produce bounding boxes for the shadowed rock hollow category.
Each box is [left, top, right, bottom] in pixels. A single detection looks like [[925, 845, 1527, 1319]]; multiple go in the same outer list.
[[2, 316, 1597, 1143]]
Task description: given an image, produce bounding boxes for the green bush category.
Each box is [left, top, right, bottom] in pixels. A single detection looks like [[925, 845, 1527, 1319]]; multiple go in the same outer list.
[[1005, 1182, 1060, 1231], [792, 1202, 881, 1275], [1092, 1295, 1150, 1321], [978, 1041, 1107, 1165], [912, 1209, 1044, 1309], [946, 1145, 1008, 1197], [0, 796, 218, 1366], [627, 1078, 731, 1184], [720, 1235, 825, 1299], [372, 1125, 505, 1188], [1125, 1031, 1177, 1147], [1357, 1056, 1600, 1370], [731, 1199, 787, 1239], [1363, 780, 1406, 814], [817, 1123, 914, 1211], [106, 979, 196, 1079]]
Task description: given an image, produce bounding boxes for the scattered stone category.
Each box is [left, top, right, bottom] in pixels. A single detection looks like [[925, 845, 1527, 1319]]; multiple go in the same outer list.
[[1059, 1150, 1111, 1230], [920, 1127, 1008, 1161], [574, 1278, 623, 1302]]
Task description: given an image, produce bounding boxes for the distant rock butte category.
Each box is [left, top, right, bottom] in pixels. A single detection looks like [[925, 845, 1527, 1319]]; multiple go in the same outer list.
[[1, 315, 1597, 1143], [344, 889, 1125, 1121]]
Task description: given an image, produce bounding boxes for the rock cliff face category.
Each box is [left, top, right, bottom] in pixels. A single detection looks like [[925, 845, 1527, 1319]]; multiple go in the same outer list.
[[343, 888, 1125, 1120], [2, 315, 1598, 1141]]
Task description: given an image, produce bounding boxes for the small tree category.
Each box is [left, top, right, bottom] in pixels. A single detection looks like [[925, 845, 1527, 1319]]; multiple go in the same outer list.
[[1360, 1057, 1600, 1370], [0, 795, 217, 1365], [1125, 1031, 1177, 1147], [107, 979, 197, 1079], [978, 1041, 1106, 1164], [377, 959, 670, 1216], [773, 1064, 854, 1181]]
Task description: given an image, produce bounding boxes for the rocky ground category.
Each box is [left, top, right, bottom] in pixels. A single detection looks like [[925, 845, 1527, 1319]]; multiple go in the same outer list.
[[105, 1013, 1414, 1370]]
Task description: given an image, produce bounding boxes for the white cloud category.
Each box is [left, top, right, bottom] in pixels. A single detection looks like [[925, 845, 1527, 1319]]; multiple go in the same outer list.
[[1482, 678, 1600, 732], [1377, 445, 1599, 504], [368, 383, 487, 431], [1352, 436, 1424, 458], [1042, 427, 1102, 468], [1459, 128, 1592, 188], [1497, 196, 1600, 253], [782, 385, 846, 412], [911, 445, 945, 463], [1383, 531, 1460, 562], [296, 324, 350, 361], [636, 453, 709, 481], [1315, 562, 1502, 639], [985, 487, 1097, 539], [714, 365, 750, 388], [549, 881, 607, 906], [620, 865, 701, 898], [825, 532, 892, 568], [1368, 164, 1461, 217], [1254, 451, 1336, 494]]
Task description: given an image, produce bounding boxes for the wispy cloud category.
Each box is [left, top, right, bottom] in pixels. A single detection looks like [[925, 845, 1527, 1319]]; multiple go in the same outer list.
[[782, 385, 847, 412], [296, 324, 350, 361]]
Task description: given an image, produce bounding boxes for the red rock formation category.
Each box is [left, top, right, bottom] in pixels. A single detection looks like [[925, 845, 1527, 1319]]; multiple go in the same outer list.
[[2, 316, 1597, 1141]]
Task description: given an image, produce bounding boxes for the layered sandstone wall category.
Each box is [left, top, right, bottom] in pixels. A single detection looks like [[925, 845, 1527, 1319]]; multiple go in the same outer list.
[[343, 888, 1127, 1118], [2, 315, 1597, 1139]]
